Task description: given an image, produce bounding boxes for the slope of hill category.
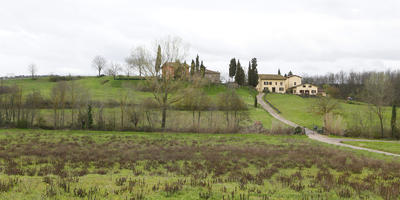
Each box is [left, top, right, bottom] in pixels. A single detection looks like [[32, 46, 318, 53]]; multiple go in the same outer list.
[[265, 93, 399, 138], [1, 77, 280, 130]]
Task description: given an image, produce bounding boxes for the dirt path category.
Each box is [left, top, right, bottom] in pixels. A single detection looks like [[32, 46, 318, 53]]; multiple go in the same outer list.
[[257, 93, 400, 157]]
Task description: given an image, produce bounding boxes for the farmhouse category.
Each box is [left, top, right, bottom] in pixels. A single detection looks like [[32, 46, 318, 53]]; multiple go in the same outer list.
[[256, 74, 320, 95], [204, 69, 221, 83], [162, 62, 189, 79], [162, 62, 220, 83]]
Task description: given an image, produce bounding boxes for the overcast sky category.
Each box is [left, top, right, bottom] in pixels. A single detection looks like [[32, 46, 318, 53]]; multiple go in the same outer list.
[[1, 0, 400, 78]]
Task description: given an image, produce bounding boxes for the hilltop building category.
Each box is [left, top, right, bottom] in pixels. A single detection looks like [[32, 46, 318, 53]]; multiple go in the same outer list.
[[256, 74, 320, 96], [204, 69, 220, 83], [162, 62, 220, 83]]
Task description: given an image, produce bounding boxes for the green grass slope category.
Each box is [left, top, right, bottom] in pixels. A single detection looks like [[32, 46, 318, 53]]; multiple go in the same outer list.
[[1, 77, 280, 129], [265, 93, 399, 131]]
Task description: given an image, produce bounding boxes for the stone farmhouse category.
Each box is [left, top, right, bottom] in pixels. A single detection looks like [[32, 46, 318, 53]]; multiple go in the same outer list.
[[256, 74, 320, 95], [162, 62, 220, 83], [204, 69, 221, 83]]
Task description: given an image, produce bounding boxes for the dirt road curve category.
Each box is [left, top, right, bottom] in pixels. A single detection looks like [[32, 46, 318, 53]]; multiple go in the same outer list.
[[257, 93, 400, 157]]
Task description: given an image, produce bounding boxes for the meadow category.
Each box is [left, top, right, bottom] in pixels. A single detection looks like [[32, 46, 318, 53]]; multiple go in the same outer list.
[[342, 141, 400, 155], [264, 93, 399, 138], [0, 129, 400, 199], [0, 77, 280, 131]]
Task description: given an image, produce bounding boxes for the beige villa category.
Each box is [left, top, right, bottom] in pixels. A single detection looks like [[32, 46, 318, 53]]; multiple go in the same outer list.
[[256, 74, 320, 95]]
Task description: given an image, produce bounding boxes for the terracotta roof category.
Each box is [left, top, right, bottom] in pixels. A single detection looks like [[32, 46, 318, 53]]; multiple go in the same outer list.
[[289, 83, 318, 89], [287, 75, 302, 78], [258, 74, 286, 80], [205, 69, 220, 74]]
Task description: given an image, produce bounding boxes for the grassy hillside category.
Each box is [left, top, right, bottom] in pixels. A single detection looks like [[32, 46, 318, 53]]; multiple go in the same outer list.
[[2, 76, 153, 101], [0, 129, 399, 199], [265, 93, 399, 137], [1, 77, 280, 130]]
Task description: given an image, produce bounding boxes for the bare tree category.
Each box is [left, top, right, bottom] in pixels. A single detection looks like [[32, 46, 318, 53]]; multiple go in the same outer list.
[[28, 64, 37, 79], [107, 62, 122, 80], [124, 63, 132, 77], [362, 72, 392, 138], [154, 35, 189, 64], [125, 46, 153, 77], [312, 97, 340, 130], [92, 56, 107, 77], [145, 36, 191, 129]]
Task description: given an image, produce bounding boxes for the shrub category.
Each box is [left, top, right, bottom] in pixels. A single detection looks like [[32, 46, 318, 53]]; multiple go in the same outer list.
[[325, 113, 345, 136]]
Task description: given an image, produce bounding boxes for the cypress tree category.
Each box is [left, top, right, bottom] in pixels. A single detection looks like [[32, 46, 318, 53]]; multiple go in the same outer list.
[[229, 58, 237, 79], [190, 60, 195, 76], [391, 105, 397, 138], [247, 61, 252, 86], [235, 60, 245, 86], [278, 69, 281, 75], [155, 45, 162, 76], [288, 71, 293, 76], [200, 61, 206, 77], [251, 58, 259, 87], [87, 104, 93, 129], [195, 55, 200, 72]]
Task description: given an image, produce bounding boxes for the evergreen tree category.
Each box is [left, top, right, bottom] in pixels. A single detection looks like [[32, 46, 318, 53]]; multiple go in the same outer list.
[[190, 60, 195, 76], [278, 69, 281, 75], [288, 71, 293, 76], [155, 45, 162, 76], [195, 55, 200, 72], [200, 61, 206, 77], [391, 105, 397, 138], [87, 104, 93, 129], [250, 58, 259, 87], [284, 73, 287, 77], [229, 58, 237, 79], [235, 60, 245, 85], [247, 61, 252, 86]]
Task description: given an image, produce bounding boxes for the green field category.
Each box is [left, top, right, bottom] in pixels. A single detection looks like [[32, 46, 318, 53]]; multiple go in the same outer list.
[[265, 93, 399, 137], [0, 129, 400, 199], [342, 140, 400, 155], [0, 77, 280, 130], [1, 76, 152, 101]]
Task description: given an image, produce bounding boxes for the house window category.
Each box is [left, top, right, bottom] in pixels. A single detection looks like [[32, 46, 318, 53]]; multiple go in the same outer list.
[[275, 82, 277, 85], [264, 81, 268, 85], [269, 82, 272, 85], [312, 90, 316, 94], [294, 82, 296, 85], [309, 85, 312, 88], [279, 87, 284, 91], [280, 82, 283, 86], [300, 90, 304, 93], [303, 85, 306, 88]]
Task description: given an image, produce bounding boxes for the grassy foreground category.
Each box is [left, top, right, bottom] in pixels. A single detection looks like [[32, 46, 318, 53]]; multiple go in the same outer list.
[[0, 129, 400, 199], [342, 140, 400, 155]]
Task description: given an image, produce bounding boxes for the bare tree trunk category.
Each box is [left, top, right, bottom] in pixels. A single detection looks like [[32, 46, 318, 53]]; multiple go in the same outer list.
[[161, 107, 167, 129], [379, 114, 384, 138]]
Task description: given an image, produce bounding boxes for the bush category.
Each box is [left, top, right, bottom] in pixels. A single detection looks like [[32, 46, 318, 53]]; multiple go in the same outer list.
[[325, 113, 345, 136], [49, 75, 81, 82], [16, 120, 28, 129], [294, 126, 304, 135]]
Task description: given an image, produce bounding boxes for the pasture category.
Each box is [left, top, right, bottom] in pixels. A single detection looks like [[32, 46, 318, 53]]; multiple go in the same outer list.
[[0, 129, 400, 199], [265, 93, 400, 138]]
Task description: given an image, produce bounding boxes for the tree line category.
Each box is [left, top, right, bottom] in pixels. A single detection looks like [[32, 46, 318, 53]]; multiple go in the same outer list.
[[306, 70, 400, 139], [228, 58, 259, 87]]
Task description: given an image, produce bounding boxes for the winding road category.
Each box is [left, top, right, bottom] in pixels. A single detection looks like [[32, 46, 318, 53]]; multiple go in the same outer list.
[[257, 93, 400, 157]]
